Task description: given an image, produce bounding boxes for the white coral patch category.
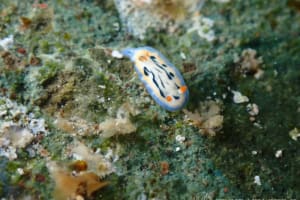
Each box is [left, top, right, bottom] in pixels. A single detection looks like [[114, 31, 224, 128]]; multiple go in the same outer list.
[[28, 118, 47, 134], [232, 90, 249, 103], [0, 35, 14, 50], [254, 175, 261, 186], [175, 135, 186, 143], [246, 103, 259, 116], [289, 128, 300, 141], [275, 150, 283, 158], [188, 15, 215, 42]]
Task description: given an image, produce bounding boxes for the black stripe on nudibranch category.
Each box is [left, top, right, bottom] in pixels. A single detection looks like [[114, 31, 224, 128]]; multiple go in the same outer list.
[[149, 56, 174, 80], [144, 67, 149, 76], [159, 90, 166, 98], [158, 75, 165, 88], [144, 66, 166, 98], [173, 95, 180, 100]]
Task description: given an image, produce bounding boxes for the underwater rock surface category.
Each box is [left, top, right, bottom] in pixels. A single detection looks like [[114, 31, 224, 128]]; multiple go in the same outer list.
[[0, 0, 299, 199]]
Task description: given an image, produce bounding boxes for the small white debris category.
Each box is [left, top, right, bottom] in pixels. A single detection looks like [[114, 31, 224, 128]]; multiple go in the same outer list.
[[104, 148, 114, 160], [253, 122, 263, 129], [213, 0, 230, 3], [289, 128, 300, 141], [251, 150, 258, 155], [180, 52, 186, 60], [175, 147, 181, 152], [254, 175, 261, 186], [17, 168, 24, 175], [112, 22, 120, 31], [249, 116, 256, 122], [175, 135, 186, 143], [275, 150, 283, 158], [0, 110, 7, 117], [111, 50, 123, 59], [0, 35, 14, 50], [246, 103, 259, 116], [75, 195, 84, 200], [254, 69, 264, 79], [232, 90, 249, 103], [141, 0, 152, 4], [72, 153, 83, 161], [98, 85, 106, 89]]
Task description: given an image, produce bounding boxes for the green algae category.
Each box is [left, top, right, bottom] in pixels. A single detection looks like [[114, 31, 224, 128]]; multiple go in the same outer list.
[[200, 2, 300, 197], [37, 61, 64, 85]]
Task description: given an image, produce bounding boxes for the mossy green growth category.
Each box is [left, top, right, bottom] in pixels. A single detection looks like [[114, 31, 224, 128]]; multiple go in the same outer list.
[[76, 71, 123, 122], [0, 69, 26, 101], [72, 57, 93, 77], [37, 60, 64, 86], [204, 4, 300, 198], [107, 124, 240, 199], [0, 0, 299, 199], [39, 40, 53, 54], [0, 157, 51, 198]]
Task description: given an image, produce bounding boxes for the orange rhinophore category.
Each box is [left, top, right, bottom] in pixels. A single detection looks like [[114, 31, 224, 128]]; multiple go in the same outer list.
[[166, 96, 173, 102], [138, 55, 148, 62], [179, 86, 187, 94]]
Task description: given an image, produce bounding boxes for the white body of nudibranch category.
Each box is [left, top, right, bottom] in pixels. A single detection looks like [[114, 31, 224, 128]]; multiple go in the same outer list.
[[121, 46, 189, 111]]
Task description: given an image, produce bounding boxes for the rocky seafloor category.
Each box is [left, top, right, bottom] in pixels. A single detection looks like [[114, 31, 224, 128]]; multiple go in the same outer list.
[[0, 0, 299, 199]]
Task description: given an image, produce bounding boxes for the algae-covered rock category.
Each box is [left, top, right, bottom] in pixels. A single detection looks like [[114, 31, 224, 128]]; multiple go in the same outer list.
[[0, 0, 299, 199]]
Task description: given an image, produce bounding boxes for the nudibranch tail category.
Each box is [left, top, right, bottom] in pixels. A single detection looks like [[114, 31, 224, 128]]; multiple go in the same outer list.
[[121, 46, 189, 112]]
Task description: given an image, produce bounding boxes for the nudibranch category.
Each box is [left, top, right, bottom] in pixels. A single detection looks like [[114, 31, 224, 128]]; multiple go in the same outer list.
[[121, 46, 189, 111]]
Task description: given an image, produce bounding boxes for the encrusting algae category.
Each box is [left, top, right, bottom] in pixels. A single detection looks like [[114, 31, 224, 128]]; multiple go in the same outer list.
[[0, 0, 299, 199], [233, 48, 264, 79], [48, 162, 108, 200], [99, 103, 138, 138], [69, 141, 116, 178], [184, 100, 224, 137]]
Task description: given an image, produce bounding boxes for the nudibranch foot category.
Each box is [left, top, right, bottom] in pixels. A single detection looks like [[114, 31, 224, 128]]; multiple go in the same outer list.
[[121, 46, 189, 112]]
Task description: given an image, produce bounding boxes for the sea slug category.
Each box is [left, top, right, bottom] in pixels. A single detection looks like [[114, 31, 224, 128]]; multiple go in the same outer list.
[[122, 46, 189, 111]]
